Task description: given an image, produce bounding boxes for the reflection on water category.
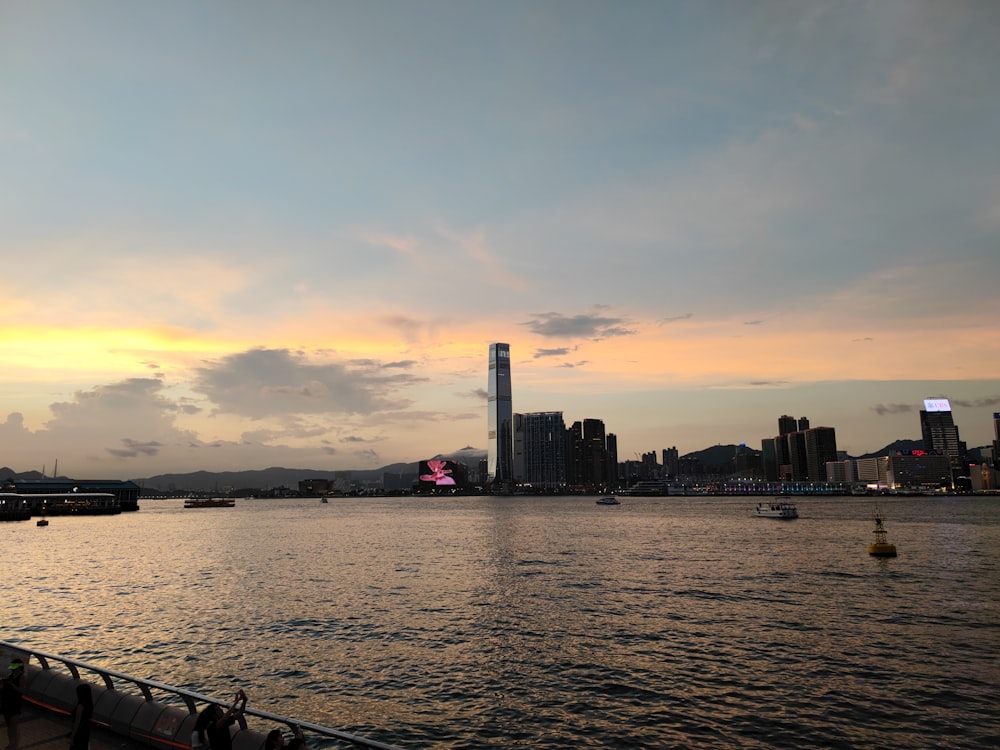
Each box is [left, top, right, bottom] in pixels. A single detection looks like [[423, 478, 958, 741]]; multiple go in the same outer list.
[[4, 495, 999, 748]]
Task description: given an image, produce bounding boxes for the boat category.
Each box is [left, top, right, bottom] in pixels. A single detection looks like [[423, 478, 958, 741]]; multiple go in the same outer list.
[[868, 504, 897, 557], [753, 500, 798, 519], [183, 497, 236, 508], [596, 496, 621, 505]]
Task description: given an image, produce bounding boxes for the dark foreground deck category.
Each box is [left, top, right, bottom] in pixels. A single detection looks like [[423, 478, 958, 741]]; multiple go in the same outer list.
[[10, 701, 148, 750], [1, 642, 404, 750]]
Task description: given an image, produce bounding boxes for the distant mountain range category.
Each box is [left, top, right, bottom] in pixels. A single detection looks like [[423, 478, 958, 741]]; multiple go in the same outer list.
[[1, 440, 923, 492]]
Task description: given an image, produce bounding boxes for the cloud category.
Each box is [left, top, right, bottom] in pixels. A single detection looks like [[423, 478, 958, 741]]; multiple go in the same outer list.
[[340, 435, 379, 443], [107, 438, 162, 458], [191, 348, 424, 419], [660, 313, 693, 324], [871, 403, 913, 416], [534, 347, 574, 358], [523, 310, 636, 339], [951, 396, 1000, 409], [744, 320, 765, 326]]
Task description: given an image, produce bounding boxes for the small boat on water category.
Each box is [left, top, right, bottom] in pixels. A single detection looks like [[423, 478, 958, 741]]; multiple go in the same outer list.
[[596, 496, 621, 505], [868, 504, 897, 557], [753, 500, 798, 519], [184, 497, 236, 509]]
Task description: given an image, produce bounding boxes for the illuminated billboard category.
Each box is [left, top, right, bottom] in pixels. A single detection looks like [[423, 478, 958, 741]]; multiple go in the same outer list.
[[418, 459, 468, 488], [923, 398, 951, 412]]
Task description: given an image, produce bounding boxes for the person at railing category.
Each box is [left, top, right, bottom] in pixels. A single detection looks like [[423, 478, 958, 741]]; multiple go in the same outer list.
[[264, 724, 307, 750], [69, 683, 93, 750], [195, 690, 247, 750], [191, 706, 213, 750], [1, 657, 26, 750]]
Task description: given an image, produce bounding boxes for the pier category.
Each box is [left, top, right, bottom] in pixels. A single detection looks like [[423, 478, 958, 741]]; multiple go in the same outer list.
[[0, 643, 404, 750]]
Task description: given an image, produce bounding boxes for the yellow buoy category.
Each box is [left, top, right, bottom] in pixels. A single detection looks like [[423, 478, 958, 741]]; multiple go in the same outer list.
[[868, 504, 897, 557]]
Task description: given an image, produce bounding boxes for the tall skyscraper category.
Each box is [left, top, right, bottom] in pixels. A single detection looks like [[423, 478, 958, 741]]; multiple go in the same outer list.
[[778, 415, 797, 436], [919, 398, 963, 458], [804, 427, 838, 481], [487, 343, 513, 487]]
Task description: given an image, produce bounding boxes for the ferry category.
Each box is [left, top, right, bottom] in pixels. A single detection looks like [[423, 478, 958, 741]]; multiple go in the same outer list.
[[753, 500, 798, 519], [184, 497, 236, 508]]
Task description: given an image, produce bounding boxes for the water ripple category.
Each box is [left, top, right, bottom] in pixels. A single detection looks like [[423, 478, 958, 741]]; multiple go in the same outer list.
[[4, 495, 1000, 748]]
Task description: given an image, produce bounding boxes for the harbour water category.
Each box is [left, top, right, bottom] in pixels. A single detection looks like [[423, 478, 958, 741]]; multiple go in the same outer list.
[[4, 495, 999, 749]]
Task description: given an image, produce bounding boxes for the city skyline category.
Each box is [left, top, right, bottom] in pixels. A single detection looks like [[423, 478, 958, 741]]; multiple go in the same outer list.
[[2, 2, 999, 479]]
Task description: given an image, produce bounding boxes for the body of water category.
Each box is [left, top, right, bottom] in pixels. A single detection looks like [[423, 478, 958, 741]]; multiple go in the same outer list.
[[4, 495, 999, 748]]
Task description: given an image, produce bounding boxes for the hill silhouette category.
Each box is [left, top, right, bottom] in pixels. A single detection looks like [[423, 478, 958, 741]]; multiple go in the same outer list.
[[0, 439, 923, 492]]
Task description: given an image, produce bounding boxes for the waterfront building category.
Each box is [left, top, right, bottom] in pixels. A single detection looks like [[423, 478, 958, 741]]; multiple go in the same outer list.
[[787, 431, 808, 481], [855, 453, 953, 491], [760, 437, 779, 482], [855, 457, 889, 487], [583, 418, 609, 488], [825, 459, 855, 483], [487, 342, 513, 488], [606, 433, 619, 487], [6, 478, 140, 511], [765, 423, 836, 482], [564, 418, 614, 491], [511, 413, 526, 484], [805, 427, 838, 481], [518, 412, 567, 490], [733, 442, 760, 479], [994, 412, 1000, 470], [919, 398, 964, 458], [662, 446, 679, 478]]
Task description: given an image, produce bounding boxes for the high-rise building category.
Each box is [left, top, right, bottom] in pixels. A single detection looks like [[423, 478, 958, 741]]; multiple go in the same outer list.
[[778, 415, 797, 436], [606, 433, 619, 486], [919, 398, 963, 458], [760, 437, 779, 481], [804, 427, 838, 481], [582, 418, 608, 488], [993, 412, 1000, 470], [487, 343, 513, 487], [519, 412, 566, 490], [662, 446, 679, 479], [511, 412, 526, 484], [797, 416, 810, 432], [787, 431, 808, 480], [565, 421, 583, 486]]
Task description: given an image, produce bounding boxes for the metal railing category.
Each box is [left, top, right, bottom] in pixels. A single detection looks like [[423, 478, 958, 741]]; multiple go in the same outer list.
[[0, 641, 406, 750]]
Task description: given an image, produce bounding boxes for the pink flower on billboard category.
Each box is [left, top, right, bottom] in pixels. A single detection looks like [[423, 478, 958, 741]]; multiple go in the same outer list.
[[420, 459, 456, 485]]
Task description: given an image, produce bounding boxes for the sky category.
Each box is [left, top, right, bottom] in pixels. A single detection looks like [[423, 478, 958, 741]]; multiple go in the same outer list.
[[2, 1, 999, 480]]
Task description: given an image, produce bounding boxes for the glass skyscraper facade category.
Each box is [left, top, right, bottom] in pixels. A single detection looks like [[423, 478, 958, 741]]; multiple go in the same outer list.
[[487, 342, 512, 486], [919, 399, 963, 458]]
